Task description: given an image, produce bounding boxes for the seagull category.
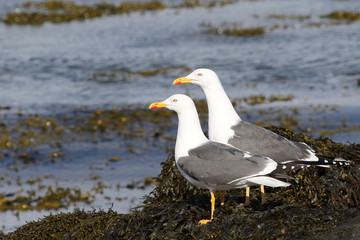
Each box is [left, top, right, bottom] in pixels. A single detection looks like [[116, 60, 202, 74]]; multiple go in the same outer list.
[[149, 94, 298, 224], [173, 68, 349, 205]]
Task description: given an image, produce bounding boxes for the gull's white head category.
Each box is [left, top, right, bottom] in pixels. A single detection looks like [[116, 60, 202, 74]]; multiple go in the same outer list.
[[173, 68, 220, 88], [149, 94, 196, 114]]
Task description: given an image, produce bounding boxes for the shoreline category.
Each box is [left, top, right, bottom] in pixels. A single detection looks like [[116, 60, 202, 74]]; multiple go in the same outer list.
[[2, 127, 359, 239]]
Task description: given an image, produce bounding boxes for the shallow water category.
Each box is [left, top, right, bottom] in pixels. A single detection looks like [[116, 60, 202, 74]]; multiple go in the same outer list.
[[1, 0, 360, 110], [1, 0, 360, 233]]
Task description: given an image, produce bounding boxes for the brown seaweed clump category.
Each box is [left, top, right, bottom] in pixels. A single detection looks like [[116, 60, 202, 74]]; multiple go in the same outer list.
[[267, 14, 311, 20], [2, 127, 360, 240], [3, 1, 166, 25], [89, 65, 191, 84], [242, 94, 294, 106], [322, 11, 360, 22], [2, 0, 239, 25], [175, 0, 238, 8], [0, 186, 92, 212], [219, 27, 265, 36], [206, 23, 266, 36]]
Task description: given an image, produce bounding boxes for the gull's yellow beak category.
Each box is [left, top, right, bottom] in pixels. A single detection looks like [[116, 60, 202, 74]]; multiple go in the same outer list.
[[149, 101, 167, 109], [173, 76, 193, 85]]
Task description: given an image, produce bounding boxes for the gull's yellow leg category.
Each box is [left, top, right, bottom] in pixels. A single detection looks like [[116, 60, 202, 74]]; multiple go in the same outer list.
[[260, 185, 266, 205], [220, 191, 225, 206], [199, 192, 215, 225], [244, 187, 250, 205]]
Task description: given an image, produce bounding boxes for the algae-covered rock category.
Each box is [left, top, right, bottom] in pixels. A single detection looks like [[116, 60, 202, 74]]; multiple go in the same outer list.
[[3, 0, 238, 25], [322, 11, 360, 21], [267, 14, 311, 20], [211, 25, 266, 36], [3, 127, 360, 239], [3, 0, 166, 25]]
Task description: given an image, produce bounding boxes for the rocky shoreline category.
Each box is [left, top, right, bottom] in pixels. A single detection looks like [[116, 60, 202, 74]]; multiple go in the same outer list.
[[2, 127, 359, 239]]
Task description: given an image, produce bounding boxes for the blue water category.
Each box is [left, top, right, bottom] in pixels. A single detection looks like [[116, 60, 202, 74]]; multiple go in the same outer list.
[[1, 0, 360, 111], [1, 0, 360, 233]]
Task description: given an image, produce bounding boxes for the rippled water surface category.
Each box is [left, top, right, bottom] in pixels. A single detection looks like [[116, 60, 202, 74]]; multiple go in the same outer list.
[[1, 0, 360, 233], [1, 0, 359, 110]]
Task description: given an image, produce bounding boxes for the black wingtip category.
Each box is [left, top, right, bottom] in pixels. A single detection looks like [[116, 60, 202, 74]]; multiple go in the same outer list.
[[275, 156, 351, 173], [316, 154, 351, 166]]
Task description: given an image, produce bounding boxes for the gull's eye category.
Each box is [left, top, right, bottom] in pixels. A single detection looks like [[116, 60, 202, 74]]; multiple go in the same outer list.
[[197, 73, 203, 77], [172, 99, 178, 103]]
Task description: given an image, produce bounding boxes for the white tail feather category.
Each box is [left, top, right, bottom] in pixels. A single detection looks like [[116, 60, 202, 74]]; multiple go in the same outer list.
[[247, 176, 291, 187]]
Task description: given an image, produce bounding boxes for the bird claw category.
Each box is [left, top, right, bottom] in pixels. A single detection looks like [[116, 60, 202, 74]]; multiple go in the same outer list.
[[198, 219, 212, 225]]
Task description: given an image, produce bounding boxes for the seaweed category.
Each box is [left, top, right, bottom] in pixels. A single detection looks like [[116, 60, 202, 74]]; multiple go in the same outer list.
[[174, 0, 237, 8], [267, 14, 311, 20], [220, 26, 265, 36], [322, 11, 360, 22], [318, 126, 360, 137], [0, 95, 357, 162], [3, 128, 360, 239], [88, 66, 191, 84], [3, 1, 166, 25], [3, 0, 239, 25], [0, 186, 93, 211], [242, 94, 294, 106], [204, 22, 266, 36]]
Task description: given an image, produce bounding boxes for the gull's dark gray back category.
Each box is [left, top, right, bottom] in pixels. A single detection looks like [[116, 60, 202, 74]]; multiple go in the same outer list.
[[177, 142, 275, 185], [229, 121, 312, 162]]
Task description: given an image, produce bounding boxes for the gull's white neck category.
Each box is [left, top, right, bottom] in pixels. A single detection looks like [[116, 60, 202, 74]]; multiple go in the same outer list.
[[175, 107, 208, 160], [202, 80, 241, 144]]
